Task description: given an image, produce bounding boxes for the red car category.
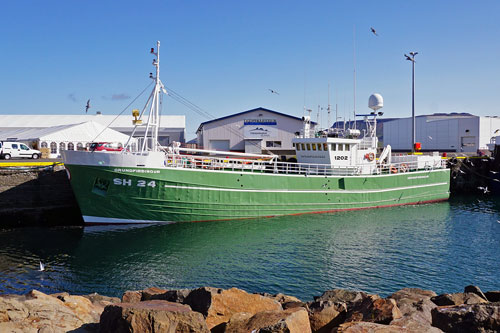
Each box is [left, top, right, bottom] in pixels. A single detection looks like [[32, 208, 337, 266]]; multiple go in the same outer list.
[[89, 142, 124, 152]]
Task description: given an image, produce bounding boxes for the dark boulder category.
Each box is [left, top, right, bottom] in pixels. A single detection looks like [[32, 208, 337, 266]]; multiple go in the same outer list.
[[464, 285, 488, 301], [486, 291, 500, 303], [431, 292, 488, 306], [431, 302, 500, 333], [314, 289, 366, 305]]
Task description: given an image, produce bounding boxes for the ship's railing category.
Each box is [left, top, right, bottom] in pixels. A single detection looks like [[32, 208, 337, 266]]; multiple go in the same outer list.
[[164, 153, 446, 176]]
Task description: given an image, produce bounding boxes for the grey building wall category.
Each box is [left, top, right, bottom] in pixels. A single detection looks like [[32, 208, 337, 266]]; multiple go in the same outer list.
[[383, 115, 500, 152], [197, 108, 313, 154]]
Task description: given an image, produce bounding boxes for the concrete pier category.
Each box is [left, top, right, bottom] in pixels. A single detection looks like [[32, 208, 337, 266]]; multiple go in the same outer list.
[[0, 162, 82, 227]]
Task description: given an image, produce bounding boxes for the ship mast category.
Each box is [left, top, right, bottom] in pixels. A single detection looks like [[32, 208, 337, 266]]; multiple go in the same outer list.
[[135, 41, 166, 153]]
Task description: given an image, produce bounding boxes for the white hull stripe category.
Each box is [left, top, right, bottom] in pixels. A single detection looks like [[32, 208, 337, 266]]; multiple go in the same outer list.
[[164, 182, 448, 194]]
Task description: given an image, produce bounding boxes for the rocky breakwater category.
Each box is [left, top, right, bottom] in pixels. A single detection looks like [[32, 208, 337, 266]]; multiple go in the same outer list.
[[1, 285, 499, 332]]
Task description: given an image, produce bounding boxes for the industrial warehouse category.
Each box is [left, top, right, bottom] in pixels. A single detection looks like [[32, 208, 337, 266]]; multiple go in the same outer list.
[[383, 113, 500, 153], [196, 107, 317, 156]]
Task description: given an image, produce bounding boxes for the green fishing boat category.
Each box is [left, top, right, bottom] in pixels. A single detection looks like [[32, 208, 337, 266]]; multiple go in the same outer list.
[[62, 41, 450, 224]]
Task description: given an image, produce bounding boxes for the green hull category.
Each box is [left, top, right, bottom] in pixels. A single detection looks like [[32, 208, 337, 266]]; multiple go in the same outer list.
[[65, 163, 450, 224]]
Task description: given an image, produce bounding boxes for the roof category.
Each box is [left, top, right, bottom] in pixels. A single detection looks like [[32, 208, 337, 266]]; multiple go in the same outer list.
[[0, 121, 134, 143], [196, 107, 316, 133], [0, 114, 185, 129]]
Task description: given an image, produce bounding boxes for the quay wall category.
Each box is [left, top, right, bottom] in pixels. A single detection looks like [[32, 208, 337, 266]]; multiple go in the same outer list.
[[0, 165, 83, 228], [0, 157, 498, 228]]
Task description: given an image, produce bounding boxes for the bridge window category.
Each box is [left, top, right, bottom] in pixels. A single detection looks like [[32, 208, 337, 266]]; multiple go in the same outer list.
[[317, 143, 322, 151], [295, 143, 301, 151], [330, 143, 336, 151], [345, 144, 350, 151], [301, 143, 305, 151], [306, 143, 311, 150], [338, 144, 344, 151], [312, 144, 316, 151], [323, 143, 328, 151]]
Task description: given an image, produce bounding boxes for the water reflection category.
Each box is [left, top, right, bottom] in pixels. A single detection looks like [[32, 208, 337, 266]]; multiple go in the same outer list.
[[0, 197, 499, 300]]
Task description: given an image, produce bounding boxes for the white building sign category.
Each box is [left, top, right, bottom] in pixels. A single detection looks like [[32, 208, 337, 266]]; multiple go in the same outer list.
[[243, 119, 277, 138]]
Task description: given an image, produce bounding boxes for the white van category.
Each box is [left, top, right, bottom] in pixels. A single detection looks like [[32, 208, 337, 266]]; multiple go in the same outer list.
[[0, 141, 42, 160]]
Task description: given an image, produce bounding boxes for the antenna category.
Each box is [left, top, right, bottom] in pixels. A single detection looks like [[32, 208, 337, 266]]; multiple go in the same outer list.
[[353, 25, 357, 130], [327, 83, 331, 131]]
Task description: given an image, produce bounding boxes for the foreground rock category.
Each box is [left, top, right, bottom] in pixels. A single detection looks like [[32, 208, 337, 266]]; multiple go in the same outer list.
[[2, 285, 500, 332], [100, 300, 209, 333], [224, 307, 311, 333], [431, 302, 500, 333], [389, 288, 442, 333], [183, 287, 282, 329], [0, 290, 102, 332]]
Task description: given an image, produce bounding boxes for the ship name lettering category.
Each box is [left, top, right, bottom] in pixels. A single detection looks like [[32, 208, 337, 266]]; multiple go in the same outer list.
[[335, 156, 348, 160]]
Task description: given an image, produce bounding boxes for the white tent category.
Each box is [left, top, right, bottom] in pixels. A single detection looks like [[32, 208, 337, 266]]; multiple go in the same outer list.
[[0, 121, 136, 158]]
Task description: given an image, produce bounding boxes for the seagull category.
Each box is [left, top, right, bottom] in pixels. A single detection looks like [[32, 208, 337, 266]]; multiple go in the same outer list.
[[268, 89, 279, 95], [477, 186, 490, 194], [39, 261, 45, 272], [85, 99, 91, 113], [428, 136, 433, 140], [490, 170, 499, 174], [370, 27, 378, 36], [459, 169, 466, 174]]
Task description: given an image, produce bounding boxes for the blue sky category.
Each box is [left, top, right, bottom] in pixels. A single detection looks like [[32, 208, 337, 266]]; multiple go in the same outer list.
[[1, 1, 499, 139]]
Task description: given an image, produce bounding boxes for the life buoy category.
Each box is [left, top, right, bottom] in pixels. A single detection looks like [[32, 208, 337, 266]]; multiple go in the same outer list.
[[365, 152, 375, 161], [400, 163, 409, 173], [390, 165, 398, 174]]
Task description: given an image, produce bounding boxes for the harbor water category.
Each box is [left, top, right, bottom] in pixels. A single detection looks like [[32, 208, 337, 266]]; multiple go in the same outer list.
[[0, 195, 499, 300]]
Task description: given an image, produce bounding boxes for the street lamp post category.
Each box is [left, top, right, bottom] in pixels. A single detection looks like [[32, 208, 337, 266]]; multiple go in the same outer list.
[[405, 52, 418, 153]]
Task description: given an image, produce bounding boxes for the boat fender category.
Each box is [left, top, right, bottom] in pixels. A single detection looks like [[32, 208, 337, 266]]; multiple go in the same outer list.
[[390, 165, 398, 174], [400, 163, 408, 173], [365, 152, 375, 161]]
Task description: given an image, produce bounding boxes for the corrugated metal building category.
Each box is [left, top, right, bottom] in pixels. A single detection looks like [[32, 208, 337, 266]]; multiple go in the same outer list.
[[383, 113, 500, 152], [196, 107, 316, 155], [0, 114, 185, 146]]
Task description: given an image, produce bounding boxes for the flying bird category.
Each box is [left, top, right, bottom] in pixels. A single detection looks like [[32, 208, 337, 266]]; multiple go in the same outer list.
[[39, 261, 45, 272], [268, 89, 279, 95], [477, 186, 490, 194], [370, 27, 378, 36], [490, 170, 499, 174], [85, 99, 91, 113], [428, 136, 433, 140]]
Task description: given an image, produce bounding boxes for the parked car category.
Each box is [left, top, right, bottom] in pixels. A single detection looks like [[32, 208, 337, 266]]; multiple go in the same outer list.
[[0, 141, 42, 160], [89, 142, 124, 152]]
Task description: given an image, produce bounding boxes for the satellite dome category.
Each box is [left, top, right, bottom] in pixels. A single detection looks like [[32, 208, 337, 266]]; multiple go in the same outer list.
[[368, 93, 383, 111]]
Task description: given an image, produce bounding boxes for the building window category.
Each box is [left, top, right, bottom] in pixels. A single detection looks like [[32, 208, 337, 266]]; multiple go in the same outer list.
[[77, 142, 83, 150], [59, 142, 66, 151], [68, 142, 74, 150], [41, 142, 48, 148], [50, 142, 57, 154], [266, 141, 282, 148]]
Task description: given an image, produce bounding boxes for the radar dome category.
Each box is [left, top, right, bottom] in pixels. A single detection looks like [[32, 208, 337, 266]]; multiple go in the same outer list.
[[368, 93, 383, 111]]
